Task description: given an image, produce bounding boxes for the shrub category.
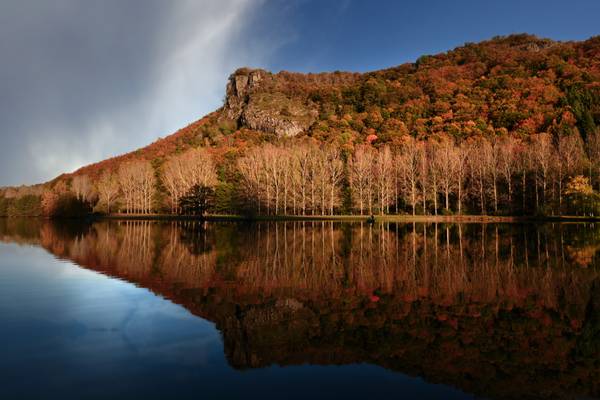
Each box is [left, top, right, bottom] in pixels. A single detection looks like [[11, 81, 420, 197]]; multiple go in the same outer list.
[[0, 196, 12, 216], [8, 195, 42, 217]]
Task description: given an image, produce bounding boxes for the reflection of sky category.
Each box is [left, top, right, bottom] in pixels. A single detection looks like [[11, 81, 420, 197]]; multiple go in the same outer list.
[[0, 242, 473, 399]]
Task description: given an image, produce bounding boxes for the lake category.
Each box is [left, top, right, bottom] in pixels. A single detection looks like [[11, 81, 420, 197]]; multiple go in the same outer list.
[[0, 219, 598, 399]]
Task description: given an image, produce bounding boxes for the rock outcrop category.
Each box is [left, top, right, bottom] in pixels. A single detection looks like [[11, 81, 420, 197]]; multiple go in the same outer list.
[[225, 68, 265, 121], [224, 68, 319, 137]]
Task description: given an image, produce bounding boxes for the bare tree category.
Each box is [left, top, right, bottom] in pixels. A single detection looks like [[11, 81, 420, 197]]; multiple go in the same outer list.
[[399, 137, 421, 216], [118, 160, 155, 214], [427, 141, 440, 215], [238, 143, 341, 216], [163, 148, 218, 213], [375, 145, 394, 214], [324, 146, 344, 215], [455, 142, 469, 215], [71, 175, 93, 202], [238, 147, 266, 213], [488, 138, 501, 213], [417, 142, 429, 214], [183, 148, 219, 188], [349, 145, 375, 215], [294, 144, 313, 215], [498, 135, 519, 210], [162, 159, 185, 213], [432, 137, 457, 212], [467, 140, 488, 214], [515, 142, 532, 213], [97, 171, 119, 214], [232, 134, 599, 217], [531, 133, 553, 209]]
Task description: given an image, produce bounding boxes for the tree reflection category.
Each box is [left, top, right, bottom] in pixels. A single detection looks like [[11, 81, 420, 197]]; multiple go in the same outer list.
[[1, 219, 599, 399]]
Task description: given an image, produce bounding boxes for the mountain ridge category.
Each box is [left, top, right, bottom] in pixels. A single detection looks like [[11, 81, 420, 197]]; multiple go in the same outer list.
[[2, 33, 600, 217], [49, 34, 600, 181]]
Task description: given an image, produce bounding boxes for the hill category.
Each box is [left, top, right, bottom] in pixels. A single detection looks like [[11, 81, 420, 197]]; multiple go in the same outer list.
[[2, 33, 600, 217]]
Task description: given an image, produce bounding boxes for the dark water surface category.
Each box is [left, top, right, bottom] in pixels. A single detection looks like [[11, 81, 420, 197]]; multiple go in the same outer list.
[[0, 219, 598, 399]]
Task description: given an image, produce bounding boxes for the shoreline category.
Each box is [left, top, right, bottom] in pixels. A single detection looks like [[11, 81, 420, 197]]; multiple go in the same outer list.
[[91, 214, 600, 223], [3, 214, 600, 223]]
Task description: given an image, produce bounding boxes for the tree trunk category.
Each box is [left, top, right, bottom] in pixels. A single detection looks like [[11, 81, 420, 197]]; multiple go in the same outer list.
[[458, 180, 462, 215]]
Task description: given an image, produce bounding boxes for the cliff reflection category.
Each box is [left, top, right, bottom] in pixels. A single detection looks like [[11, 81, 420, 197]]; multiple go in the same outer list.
[[1, 219, 599, 399]]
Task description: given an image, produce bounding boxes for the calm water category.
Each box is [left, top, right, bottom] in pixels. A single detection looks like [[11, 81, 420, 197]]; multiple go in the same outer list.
[[0, 219, 598, 399]]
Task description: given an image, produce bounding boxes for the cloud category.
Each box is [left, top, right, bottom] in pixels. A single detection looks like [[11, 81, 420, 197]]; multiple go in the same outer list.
[[0, 0, 274, 186]]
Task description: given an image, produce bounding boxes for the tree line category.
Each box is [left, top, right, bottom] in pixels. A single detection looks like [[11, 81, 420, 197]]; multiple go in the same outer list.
[[236, 131, 600, 216], [2, 130, 600, 217]]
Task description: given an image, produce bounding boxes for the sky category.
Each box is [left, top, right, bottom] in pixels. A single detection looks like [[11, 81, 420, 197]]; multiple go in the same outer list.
[[1, 0, 599, 186]]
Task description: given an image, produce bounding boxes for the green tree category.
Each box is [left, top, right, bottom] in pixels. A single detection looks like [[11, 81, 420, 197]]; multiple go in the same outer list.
[[563, 85, 597, 142], [564, 175, 600, 216], [179, 185, 215, 216]]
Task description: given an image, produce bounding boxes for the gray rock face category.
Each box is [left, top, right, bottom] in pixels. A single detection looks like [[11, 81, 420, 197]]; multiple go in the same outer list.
[[225, 68, 265, 121], [224, 68, 318, 137]]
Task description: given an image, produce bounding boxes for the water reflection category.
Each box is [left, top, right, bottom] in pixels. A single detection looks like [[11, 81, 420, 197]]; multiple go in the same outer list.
[[1, 219, 599, 399]]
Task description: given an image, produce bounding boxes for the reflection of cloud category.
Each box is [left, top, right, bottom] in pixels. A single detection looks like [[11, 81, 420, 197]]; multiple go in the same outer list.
[[139, 335, 222, 366], [0, 1, 273, 185]]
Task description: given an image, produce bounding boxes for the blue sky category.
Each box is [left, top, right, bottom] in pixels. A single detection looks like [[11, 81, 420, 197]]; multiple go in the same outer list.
[[265, 0, 600, 73], [0, 0, 599, 185]]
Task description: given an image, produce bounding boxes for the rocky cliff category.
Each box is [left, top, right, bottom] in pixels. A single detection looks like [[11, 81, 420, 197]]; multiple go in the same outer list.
[[223, 68, 320, 137]]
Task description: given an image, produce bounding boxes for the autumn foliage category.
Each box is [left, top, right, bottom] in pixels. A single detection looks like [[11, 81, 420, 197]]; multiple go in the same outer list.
[[2, 34, 600, 217]]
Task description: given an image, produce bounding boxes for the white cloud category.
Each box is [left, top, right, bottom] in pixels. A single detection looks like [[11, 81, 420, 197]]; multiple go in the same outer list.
[[144, 0, 271, 143], [27, 0, 275, 183]]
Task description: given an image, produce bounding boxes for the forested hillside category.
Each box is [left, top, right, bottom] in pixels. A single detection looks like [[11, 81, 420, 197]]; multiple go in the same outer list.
[[2, 34, 600, 217]]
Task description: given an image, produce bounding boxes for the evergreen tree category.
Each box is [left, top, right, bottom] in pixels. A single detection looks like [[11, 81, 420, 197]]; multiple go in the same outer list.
[[179, 184, 214, 216]]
